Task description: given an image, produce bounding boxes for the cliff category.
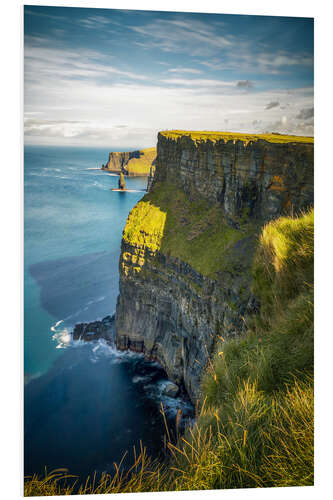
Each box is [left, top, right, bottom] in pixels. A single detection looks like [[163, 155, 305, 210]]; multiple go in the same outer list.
[[115, 130, 314, 402], [102, 147, 156, 176]]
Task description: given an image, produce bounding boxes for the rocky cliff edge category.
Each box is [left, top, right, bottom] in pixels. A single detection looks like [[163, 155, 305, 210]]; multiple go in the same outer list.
[[115, 130, 314, 402]]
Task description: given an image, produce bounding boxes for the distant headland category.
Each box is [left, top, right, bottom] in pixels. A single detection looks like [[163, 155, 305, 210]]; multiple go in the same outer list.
[[101, 147, 156, 176]]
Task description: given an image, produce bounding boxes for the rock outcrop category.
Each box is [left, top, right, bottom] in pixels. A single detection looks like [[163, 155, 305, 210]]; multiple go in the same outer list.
[[72, 315, 114, 342], [115, 131, 314, 402]]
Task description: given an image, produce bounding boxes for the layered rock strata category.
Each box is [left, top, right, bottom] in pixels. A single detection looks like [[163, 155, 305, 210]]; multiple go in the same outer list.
[[115, 131, 314, 402], [155, 132, 314, 222]]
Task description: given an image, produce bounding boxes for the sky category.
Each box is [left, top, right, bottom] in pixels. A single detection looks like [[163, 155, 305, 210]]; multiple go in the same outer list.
[[24, 6, 314, 148]]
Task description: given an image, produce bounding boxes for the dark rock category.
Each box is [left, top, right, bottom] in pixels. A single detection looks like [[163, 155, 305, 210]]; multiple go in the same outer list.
[[162, 381, 179, 398], [72, 316, 114, 342]]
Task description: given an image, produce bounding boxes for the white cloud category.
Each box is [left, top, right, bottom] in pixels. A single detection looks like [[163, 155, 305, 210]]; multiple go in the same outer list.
[[128, 18, 233, 56], [24, 72, 314, 147], [167, 68, 202, 74], [25, 44, 149, 84], [160, 78, 236, 87]]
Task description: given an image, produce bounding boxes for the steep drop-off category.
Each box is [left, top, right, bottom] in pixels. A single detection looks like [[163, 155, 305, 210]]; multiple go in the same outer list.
[[115, 131, 314, 402], [102, 147, 156, 176]]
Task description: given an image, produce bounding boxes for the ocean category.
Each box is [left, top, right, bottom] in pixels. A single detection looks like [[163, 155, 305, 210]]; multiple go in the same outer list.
[[24, 146, 193, 479]]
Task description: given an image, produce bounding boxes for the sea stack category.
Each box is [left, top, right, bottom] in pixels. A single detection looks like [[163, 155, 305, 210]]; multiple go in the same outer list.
[[118, 172, 126, 190]]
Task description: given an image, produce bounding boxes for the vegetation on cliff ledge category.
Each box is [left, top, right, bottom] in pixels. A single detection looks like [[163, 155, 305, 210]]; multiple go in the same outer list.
[[123, 181, 257, 277], [161, 129, 314, 145], [25, 208, 313, 494]]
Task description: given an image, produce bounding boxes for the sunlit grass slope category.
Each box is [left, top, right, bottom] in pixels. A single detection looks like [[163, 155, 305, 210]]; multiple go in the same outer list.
[[161, 130, 314, 145], [25, 209, 314, 494], [126, 147, 156, 175], [187, 208, 314, 489], [124, 182, 257, 277]]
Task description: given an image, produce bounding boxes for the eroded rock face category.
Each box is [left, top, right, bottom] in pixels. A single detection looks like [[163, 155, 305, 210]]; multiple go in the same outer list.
[[115, 133, 314, 402], [116, 238, 256, 402], [155, 133, 314, 222]]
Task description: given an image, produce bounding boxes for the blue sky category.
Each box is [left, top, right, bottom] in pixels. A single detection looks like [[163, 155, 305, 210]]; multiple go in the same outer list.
[[24, 6, 314, 147]]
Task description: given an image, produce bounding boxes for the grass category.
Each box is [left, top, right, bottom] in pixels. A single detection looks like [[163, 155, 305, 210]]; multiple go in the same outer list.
[[24, 446, 168, 496], [123, 181, 257, 277], [25, 209, 314, 494], [123, 200, 166, 253], [160, 130, 314, 145], [126, 147, 156, 175]]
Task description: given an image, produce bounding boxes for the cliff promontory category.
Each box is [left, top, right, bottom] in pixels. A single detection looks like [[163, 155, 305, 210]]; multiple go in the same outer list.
[[115, 130, 314, 402], [102, 147, 156, 176]]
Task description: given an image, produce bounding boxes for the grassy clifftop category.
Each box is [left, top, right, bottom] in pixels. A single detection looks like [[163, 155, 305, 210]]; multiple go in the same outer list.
[[126, 147, 156, 175], [161, 130, 314, 145]]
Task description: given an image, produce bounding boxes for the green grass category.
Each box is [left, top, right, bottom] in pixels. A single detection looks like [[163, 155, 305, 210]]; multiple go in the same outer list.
[[25, 209, 314, 494], [192, 208, 314, 488], [123, 200, 166, 253], [123, 181, 256, 277], [161, 130, 314, 145], [126, 147, 156, 175], [252, 209, 314, 319]]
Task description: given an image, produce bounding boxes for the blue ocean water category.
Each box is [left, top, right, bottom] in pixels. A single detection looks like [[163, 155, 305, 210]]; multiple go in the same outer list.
[[24, 146, 193, 479]]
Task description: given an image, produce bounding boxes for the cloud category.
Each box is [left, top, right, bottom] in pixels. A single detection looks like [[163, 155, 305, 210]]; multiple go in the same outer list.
[[257, 52, 313, 68], [296, 107, 314, 120], [167, 68, 202, 74], [77, 15, 114, 29], [265, 101, 280, 110], [161, 78, 235, 87], [128, 17, 233, 57], [199, 48, 313, 76], [24, 17, 313, 147], [236, 80, 254, 89], [24, 74, 314, 147], [24, 44, 149, 85]]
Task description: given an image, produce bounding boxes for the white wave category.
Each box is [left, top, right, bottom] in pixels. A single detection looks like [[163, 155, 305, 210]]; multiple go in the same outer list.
[[50, 319, 64, 332], [86, 167, 102, 170], [51, 321, 72, 349]]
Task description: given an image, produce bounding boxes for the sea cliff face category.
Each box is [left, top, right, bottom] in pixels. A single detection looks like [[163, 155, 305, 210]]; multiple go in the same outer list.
[[155, 132, 314, 222], [115, 131, 314, 402]]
